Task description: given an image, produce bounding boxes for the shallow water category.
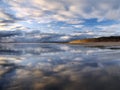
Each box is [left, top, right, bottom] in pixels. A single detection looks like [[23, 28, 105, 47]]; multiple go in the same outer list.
[[0, 43, 120, 90]]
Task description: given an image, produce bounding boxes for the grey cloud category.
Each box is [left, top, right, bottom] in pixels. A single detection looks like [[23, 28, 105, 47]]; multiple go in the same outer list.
[[0, 31, 22, 38], [5, 0, 120, 23], [0, 0, 120, 35], [0, 4, 23, 30]]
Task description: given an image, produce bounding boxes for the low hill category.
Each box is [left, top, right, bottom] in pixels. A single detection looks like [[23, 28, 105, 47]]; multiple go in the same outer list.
[[69, 36, 120, 44]]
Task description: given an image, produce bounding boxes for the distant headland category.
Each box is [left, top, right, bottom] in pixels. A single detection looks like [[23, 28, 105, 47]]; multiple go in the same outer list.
[[69, 36, 120, 46]]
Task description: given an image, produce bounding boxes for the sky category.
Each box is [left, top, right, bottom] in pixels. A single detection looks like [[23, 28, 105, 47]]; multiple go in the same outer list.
[[0, 0, 120, 37]]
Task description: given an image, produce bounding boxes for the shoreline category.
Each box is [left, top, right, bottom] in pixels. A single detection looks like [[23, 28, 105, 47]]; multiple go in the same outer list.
[[69, 42, 120, 46], [0, 42, 120, 47]]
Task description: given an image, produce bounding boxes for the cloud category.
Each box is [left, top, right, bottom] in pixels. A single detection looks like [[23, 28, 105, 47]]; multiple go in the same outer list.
[[96, 23, 120, 36], [0, 0, 120, 36], [0, 4, 22, 31], [5, 0, 120, 22]]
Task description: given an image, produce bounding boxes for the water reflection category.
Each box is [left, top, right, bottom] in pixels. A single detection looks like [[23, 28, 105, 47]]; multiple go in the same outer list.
[[0, 43, 120, 90]]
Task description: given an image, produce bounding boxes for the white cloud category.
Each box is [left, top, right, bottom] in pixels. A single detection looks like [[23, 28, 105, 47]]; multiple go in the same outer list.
[[0, 10, 11, 20], [97, 24, 120, 35]]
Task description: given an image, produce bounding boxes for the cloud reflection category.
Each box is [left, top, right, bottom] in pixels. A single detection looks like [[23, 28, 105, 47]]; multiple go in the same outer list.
[[0, 44, 120, 90]]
